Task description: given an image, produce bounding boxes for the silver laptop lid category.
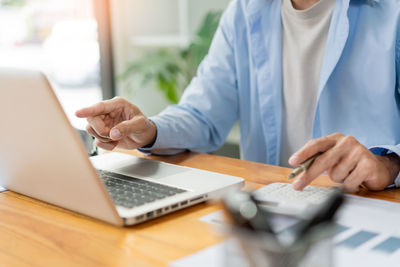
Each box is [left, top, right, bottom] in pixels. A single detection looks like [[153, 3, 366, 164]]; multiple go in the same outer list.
[[0, 68, 122, 226]]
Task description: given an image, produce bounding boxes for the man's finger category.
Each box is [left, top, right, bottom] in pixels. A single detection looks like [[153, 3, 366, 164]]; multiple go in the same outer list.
[[87, 125, 112, 143], [340, 164, 367, 193], [289, 133, 343, 166], [87, 117, 111, 138], [76, 98, 122, 118], [76, 102, 111, 118], [95, 139, 118, 151], [292, 171, 307, 190], [329, 146, 363, 182], [292, 135, 357, 190]]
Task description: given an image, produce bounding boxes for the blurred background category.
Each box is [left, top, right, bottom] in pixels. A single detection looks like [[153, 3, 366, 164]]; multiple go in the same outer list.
[[0, 0, 239, 158]]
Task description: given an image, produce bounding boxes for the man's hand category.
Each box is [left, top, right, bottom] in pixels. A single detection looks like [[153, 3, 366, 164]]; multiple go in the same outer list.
[[75, 97, 157, 151], [289, 133, 400, 192]]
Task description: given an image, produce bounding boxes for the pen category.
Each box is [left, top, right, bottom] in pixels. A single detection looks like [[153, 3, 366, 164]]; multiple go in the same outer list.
[[288, 153, 321, 179]]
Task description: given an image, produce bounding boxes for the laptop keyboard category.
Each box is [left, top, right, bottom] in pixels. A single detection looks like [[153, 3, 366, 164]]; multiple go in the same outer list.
[[97, 170, 187, 209]]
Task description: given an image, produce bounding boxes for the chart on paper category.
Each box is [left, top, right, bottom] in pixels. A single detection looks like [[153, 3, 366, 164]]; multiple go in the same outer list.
[[333, 195, 400, 267]]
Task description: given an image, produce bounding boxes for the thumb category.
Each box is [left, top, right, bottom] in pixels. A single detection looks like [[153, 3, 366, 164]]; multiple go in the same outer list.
[[109, 127, 123, 141]]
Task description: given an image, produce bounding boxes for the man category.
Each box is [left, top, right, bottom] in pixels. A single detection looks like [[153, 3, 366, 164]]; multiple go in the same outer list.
[[76, 0, 400, 192]]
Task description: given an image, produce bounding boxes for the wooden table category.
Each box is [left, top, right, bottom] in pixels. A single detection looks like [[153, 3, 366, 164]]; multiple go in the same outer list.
[[1, 150, 400, 267]]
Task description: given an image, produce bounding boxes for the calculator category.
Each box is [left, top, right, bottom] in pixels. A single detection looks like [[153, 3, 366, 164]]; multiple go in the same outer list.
[[252, 183, 336, 218]]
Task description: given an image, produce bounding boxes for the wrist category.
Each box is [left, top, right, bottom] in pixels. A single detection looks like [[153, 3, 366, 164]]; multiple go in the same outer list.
[[381, 153, 400, 185], [142, 120, 157, 148]]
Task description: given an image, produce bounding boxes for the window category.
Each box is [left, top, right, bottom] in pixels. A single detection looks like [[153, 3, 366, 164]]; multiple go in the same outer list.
[[0, 0, 105, 129]]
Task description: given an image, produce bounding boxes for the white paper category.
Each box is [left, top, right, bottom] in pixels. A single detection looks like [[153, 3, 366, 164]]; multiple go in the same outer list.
[[169, 239, 248, 267], [0, 186, 6, 192]]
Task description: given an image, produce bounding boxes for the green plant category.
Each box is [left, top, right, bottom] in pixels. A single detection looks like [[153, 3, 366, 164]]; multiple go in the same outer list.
[[119, 10, 223, 104]]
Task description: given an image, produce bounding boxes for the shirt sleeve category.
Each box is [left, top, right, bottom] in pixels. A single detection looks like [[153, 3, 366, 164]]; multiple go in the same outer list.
[[139, 3, 239, 155], [369, 145, 400, 187]]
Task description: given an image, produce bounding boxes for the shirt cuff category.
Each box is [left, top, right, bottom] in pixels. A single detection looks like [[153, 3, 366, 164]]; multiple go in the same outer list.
[[369, 145, 400, 188]]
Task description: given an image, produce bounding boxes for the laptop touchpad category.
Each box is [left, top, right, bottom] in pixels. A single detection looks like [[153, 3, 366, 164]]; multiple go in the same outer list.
[[116, 160, 189, 180]]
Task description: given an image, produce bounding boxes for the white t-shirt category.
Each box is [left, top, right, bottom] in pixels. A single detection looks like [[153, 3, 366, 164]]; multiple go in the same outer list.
[[280, 0, 336, 166]]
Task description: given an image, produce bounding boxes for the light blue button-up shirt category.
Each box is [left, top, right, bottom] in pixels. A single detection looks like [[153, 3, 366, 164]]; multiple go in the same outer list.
[[144, 0, 400, 185]]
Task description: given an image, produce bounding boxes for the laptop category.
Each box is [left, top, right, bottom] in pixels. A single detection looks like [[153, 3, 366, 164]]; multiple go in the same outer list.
[[0, 68, 244, 226]]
